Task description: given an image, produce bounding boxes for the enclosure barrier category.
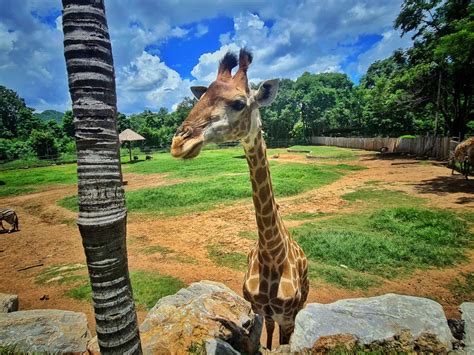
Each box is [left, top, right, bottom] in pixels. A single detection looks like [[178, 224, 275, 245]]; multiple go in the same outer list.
[[311, 136, 452, 160]]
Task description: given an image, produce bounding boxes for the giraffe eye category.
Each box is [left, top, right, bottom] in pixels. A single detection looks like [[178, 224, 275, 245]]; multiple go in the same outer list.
[[231, 100, 246, 111]]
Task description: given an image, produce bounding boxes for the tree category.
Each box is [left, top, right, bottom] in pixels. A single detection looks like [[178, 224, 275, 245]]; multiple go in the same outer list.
[[0, 86, 37, 139], [395, 0, 473, 137], [29, 129, 59, 159], [61, 110, 75, 138], [61, 1, 141, 353]]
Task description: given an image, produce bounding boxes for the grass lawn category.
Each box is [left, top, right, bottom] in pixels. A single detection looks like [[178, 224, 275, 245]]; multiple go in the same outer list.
[[36, 264, 185, 310], [1, 146, 360, 199], [0, 164, 77, 197], [58, 147, 364, 215], [292, 188, 473, 289], [207, 244, 248, 271], [285, 145, 361, 160]]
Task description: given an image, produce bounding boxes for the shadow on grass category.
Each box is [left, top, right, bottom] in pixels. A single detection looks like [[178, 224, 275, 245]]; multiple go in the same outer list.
[[411, 175, 474, 197]]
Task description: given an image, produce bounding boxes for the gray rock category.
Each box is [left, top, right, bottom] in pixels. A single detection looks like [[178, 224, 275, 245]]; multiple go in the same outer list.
[[461, 303, 474, 353], [291, 293, 454, 353], [205, 338, 240, 355], [140, 280, 262, 355], [0, 293, 18, 313], [0, 309, 90, 353]]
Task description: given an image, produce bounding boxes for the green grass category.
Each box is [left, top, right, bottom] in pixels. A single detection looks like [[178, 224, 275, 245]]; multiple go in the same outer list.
[[35, 264, 86, 285], [286, 145, 360, 160], [449, 272, 474, 303], [459, 212, 474, 225], [0, 344, 20, 354], [309, 262, 382, 290], [122, 148, 248, 178], [57, 195, 78, 212], [284, 212, 331, 221], [66, 270, 185, 309], [140, 245, 173, 255], [207, 244, 248, 271], [1, 146, 363, 199], [342, 188, 425, 207], [137, 245, 198, 264], [59, 162, 361, 216], [293, 207, 473, 283], [238, 230, 258, 240], [0, 163, 77, 197], [36, 264, 185, 309]]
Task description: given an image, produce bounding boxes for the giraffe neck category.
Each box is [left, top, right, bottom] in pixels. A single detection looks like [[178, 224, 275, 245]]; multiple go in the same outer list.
[[242, 126, 289, 265]]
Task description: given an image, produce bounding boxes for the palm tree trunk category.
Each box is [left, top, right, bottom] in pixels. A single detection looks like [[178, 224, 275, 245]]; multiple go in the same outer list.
[[61, 1, 142, 353]]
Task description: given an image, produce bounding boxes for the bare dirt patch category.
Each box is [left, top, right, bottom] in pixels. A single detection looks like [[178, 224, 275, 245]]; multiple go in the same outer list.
[[0, 151, 473, 341]]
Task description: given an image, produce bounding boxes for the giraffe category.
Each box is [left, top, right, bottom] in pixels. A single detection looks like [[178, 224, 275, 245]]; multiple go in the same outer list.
[[451, 136, 474, 179], [171, 49, 309, 349]]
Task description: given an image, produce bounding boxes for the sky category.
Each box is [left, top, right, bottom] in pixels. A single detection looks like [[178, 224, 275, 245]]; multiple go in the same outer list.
[[0, 0, 413, 114]]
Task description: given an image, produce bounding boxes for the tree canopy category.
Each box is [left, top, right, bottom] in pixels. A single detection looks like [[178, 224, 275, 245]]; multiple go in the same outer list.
[[0, 0, 472, 163]]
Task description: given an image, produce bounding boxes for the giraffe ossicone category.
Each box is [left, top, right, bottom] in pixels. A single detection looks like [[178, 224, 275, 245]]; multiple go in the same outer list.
[[171, 49, 309, 349]]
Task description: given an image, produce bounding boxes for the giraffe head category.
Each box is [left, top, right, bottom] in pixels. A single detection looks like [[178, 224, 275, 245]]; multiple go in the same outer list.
[[171, 49, 279, 159]]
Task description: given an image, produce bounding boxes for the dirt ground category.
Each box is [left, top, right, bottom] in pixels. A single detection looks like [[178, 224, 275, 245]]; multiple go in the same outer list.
[[0, 151, 473, 345]]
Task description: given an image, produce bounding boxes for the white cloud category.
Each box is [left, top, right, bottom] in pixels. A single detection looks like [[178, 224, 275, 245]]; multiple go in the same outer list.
[[195, 23, 208, 37], [0, 0, 412, 113], [0, 24, 17, 53], [117, 51, 192, 113]]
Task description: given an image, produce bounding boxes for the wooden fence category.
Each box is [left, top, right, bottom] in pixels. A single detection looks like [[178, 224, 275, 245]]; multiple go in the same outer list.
[[311, 136, 453, 160]]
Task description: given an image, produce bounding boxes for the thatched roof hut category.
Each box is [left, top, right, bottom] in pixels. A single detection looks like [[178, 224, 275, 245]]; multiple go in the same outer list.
[[119, 129, 145, 161]]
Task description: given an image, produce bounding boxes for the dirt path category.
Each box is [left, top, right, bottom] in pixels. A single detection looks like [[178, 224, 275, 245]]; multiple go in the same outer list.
[[0, 153, 473, 339]]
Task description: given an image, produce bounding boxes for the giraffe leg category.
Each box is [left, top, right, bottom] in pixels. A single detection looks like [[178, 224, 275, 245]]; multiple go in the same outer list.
[[279, 323, 295, 345], [265, 317, 275, 350]]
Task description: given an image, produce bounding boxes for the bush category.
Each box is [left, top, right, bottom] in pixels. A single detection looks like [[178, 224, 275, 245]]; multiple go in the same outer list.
[[0, 138, 35, 160], [28, 129, 59, 159]]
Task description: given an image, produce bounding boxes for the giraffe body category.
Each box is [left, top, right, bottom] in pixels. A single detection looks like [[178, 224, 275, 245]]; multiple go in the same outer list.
[[451, 137, 474, 179], [171, 49, 309, 348], [241, 130, 309, 347]]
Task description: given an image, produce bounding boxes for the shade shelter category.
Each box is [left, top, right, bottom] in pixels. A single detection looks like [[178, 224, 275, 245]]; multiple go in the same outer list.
[[119, 129, 145, 161]]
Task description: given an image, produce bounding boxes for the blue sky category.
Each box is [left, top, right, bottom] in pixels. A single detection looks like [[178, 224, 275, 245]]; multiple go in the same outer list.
[[0, 0, 412, 114]]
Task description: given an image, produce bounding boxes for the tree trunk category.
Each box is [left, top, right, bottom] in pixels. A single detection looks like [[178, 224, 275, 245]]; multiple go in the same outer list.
[[61, 1, 142, 353]]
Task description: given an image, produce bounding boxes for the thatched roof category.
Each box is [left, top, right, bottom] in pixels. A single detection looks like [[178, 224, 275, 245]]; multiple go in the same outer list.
[[119, 129, 145, 142]]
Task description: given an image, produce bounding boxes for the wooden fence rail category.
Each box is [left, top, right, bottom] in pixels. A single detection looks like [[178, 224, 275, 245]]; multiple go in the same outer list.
[[311, 136, 454, 160]]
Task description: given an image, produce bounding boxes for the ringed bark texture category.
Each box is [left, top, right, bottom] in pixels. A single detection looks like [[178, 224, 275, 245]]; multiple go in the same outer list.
[[62, 1, 141, 353]]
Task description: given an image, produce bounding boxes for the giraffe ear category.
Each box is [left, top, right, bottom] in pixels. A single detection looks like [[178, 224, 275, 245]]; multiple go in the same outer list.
[[255, 79, 279, 107], [190, 86, 207, 100]]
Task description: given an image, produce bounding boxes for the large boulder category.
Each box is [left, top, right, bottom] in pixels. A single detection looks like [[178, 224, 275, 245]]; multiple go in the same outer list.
[[461, 302, 474, 352], [291, 293, 454, 353], [0, 293, 18, 313], [140, 280, 262, 355], [0, 309, 90, 353]]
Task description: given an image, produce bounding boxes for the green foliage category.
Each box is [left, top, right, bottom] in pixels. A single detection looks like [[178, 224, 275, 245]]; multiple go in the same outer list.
[[28, 129, 59, 159], [61, 110, 75, 138], [34, 110, 64, 123], [2, 0, 473, 162], [294, 207, 472, 280]]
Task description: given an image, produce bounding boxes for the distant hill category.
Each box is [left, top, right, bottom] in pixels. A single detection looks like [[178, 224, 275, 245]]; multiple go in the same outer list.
[[34, 110, 64, 123]]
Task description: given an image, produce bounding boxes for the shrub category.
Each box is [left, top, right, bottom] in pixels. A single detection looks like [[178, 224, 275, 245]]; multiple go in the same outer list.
[[28, 129, 59, 159]]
